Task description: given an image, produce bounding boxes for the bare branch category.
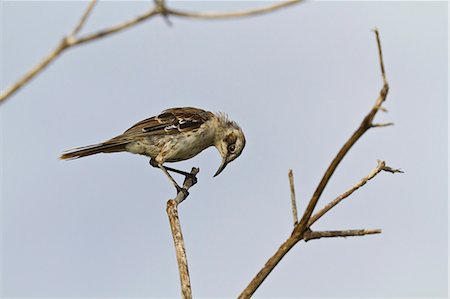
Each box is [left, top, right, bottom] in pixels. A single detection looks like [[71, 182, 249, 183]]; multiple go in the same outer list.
[[371, 122, 394, 128], [308, 161, 388, 227], [0, 41, 69, 104], [70, 0, 97, 37], [166, 167, 199, 299], [0, 1, 98, 103], [0, 0, 302, 105], [238, 29, 392, 299], [373, 27, 387, 85], [382, 165, 404, 174], [237, 236, 301, 299], [69, 7, 160, 47], [304, 229, 382, 242], [294, 28, 389, 236], [288, 170, 298, 226], [166, 0, 302, 19]]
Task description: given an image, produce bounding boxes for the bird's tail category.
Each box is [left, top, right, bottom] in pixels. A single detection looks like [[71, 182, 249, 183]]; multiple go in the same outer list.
[[60, 141, 128, 160]]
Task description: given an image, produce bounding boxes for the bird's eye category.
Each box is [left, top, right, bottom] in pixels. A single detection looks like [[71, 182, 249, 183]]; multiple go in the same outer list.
[[228, 144, 236, 153]]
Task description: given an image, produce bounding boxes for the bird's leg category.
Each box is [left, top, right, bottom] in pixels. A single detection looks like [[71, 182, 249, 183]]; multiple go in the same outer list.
[[149, 159, 196, 180], [163, 165, 195, 177], [149, 159, 187, 194], [158, 164, 186, 194]]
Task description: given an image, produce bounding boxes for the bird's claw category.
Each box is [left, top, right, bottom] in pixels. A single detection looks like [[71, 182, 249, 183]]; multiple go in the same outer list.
[[186, 173, 197, 185]]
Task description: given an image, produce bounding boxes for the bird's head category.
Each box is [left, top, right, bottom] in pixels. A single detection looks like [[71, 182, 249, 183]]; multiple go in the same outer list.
[[213, 115, 246, 177]]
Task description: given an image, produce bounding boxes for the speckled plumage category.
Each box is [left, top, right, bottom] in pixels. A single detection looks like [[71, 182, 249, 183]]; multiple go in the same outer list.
[[60, 107, 246, 178]]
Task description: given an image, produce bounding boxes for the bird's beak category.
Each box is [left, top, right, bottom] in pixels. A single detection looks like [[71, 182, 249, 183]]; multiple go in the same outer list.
[[214, 158, 229, 177]]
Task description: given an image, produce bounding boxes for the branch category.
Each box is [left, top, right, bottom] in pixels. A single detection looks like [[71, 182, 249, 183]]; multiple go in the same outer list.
[[288, 170, 298, 226], [68, 7, 160, 47], [70, 0, 97, 37], [0, 0, 302, 105], [166, 167, 199, 299], [303, 228, 382, 242], [238, 29, 393, 299], [0, 1, 98, 103], [371, 122, 394, 128], [294, 27, 389, 236], [308, 160, 403, 227], [373, 27, 387, 85], [166, 0, 302, 19]]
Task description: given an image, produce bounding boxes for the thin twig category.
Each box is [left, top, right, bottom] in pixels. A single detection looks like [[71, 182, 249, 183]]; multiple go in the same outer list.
[[238, 29, 392, 299], [166, 0, 301, 19], [70, 0, 97, 37], [0, 41, 69, 104], [303, 229, 382, 242], [0, 0, 302, 105], [373, 27, 387, 85], [308, 160, 386, 227], [166, 167, 199, 299], [69, 7, 160, 47], [371, 122, 394, 128], [288, 170, 298, 226], [0, 0, 97, 104], [382, 165, 404, 174], [0, 0, 99, 103]]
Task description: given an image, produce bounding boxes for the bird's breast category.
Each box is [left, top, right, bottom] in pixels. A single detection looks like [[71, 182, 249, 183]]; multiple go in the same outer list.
[[125, 126, 216, 163], [162, 130, 214, 162]]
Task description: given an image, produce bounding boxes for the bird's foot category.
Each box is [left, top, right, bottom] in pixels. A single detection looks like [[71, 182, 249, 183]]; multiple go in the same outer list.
[[184, 172, 197, 185]]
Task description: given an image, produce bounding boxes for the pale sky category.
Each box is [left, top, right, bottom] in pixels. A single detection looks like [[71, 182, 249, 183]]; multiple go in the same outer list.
[[1, 1, 448, 298]]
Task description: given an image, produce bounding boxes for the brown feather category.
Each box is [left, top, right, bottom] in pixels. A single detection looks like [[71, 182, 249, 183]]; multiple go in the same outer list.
[[122, 107, 213, 136], [59, 142, 127, 160], [60, 107, 215, 160]]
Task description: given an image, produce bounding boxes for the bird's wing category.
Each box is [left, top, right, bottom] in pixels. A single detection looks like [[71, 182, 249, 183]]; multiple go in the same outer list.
[[121, 107, 214, 137]]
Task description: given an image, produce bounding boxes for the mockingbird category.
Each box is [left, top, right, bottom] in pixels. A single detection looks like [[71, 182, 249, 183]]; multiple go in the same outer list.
[[60, 107, 246, 192]]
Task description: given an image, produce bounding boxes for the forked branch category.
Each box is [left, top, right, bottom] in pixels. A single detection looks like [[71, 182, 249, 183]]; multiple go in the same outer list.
[[0, 0, 303, 104], [238, 29, 399, 299]]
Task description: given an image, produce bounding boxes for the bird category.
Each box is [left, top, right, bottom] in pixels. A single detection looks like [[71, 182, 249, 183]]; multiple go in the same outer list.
[[60, 107, 246, 192]]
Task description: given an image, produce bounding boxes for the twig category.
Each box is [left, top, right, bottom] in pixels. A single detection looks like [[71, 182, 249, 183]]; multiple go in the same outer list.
[[308, 160, 395, 227], [303, 228, 382, 242], [69, 7, 160, 47], [0, 0, 302, 105], [288, 170, 298, 226], [0, 41, 69, 104], [371, 122, 394, 128], [373, 27, 387, 85], [166, 0, 301, 19], [70, 0, 97, 37], [238, 29, 393, 299], [0, 0, 97, 104], [166, 167, 199, 299], [382, 165, 404, 174]]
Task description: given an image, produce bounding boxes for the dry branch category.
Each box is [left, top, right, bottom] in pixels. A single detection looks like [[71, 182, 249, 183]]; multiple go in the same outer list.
[[0, 0, 302, 104], [308, 160, 402, 227], [288, 170, 298, 226], [238, 29, 397, 299], [0, 1, 97, 103], [70, 0, 97, 37], [166, 167, 199, 299], [303, 228, 382, 242], [166, 0, 301, 19]]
